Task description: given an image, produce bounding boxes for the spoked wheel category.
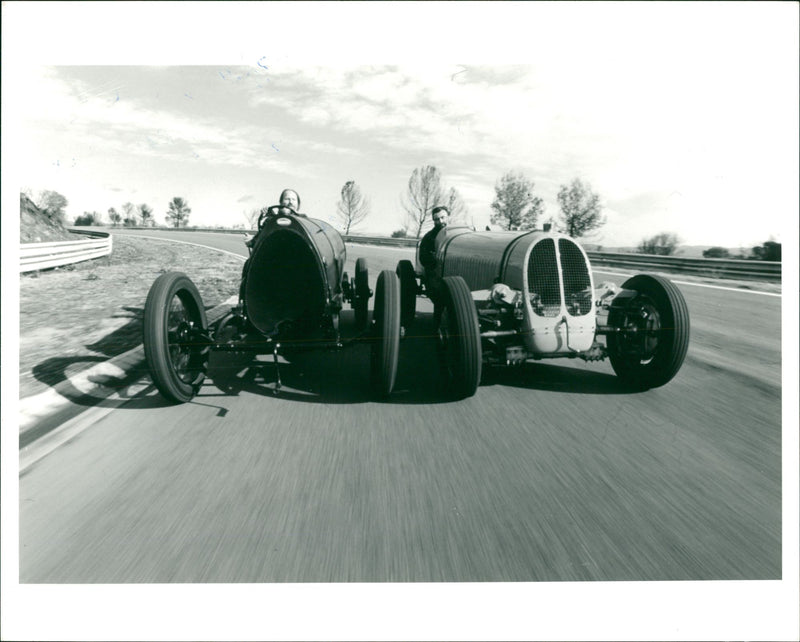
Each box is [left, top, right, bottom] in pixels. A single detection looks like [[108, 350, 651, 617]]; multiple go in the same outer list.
[[353, 257, 370, 331], [606, 274, 690, 390], [396, 259, 417, 329], [437, 276, 482, 399], [143, 271, 210, 403], [370, 270, 401, 398]]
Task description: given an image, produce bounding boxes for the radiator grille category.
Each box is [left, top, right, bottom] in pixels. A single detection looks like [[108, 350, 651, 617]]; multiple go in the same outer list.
[[528, 238, 561, 317], [558, 238, 592, 316]]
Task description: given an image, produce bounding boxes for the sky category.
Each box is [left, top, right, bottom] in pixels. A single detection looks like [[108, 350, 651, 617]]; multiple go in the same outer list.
[[5, 2, 798, 249]]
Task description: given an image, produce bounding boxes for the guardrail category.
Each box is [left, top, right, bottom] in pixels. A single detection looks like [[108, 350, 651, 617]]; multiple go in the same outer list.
[[586, 251, 781, 282], [344, 235, 417, 248], [20, 230, 113, 273]]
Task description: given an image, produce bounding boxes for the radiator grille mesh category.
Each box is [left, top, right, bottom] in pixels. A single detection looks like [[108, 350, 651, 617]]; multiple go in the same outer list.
[[558, 238, 592, 316], [528, 238, 561, 317]]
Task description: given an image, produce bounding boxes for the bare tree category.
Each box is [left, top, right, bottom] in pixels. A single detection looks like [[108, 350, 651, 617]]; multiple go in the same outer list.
[[336, 180, 370, 235], [490, 171, 544, 231], [557, 178, 605, 238], [243, 208, 260, 230], [638, 232, 680, 256], [401, 165, 445, 238], [166, 197, 191, 228], [108, 207, 121, 227], [446, 187, 469, 226], [139, 203, 154, 227], [121, 202, 135, 226]]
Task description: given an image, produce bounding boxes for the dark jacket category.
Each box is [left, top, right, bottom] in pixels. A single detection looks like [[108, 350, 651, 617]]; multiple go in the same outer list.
[[419, 226, 443, 270]]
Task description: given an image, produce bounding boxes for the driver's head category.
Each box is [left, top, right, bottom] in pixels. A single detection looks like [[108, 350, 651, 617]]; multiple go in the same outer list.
[[432, 206, 449, 230], [279, 189, 300, 211]]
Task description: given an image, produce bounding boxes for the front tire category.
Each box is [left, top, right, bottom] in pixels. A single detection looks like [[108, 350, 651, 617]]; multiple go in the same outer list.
[[438, 276, 482, 399], [606, 274, 690, 389], [143, 271, 209, 403], [370, 270, 401, 398]]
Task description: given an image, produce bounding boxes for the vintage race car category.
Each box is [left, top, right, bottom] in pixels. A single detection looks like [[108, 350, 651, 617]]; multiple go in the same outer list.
[[143, 206, 401, 403], [395, 225, 690, 398]]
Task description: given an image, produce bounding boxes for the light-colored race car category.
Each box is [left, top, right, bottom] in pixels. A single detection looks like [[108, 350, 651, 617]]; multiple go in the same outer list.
[[394, 226, 690, 398]]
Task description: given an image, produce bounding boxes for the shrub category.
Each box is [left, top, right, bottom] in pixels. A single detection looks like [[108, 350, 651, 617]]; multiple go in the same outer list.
[[638, 232, 680, 256], [750, 241, 781, 261], [390, 229, 408, 238], [702, 246, 730, 259]]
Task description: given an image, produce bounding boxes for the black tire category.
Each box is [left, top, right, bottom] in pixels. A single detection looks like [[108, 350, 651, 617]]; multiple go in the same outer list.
[[143, 271, 209, 403], [396, 259, 417, 329], [370, 270, 401, 398], [607, 274, 690, 390], [354, 257, 369, 330], [438, 276, 482, 398]]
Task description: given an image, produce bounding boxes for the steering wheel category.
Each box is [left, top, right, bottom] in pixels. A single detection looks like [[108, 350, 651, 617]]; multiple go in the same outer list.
[[258, 205, 298, 229]]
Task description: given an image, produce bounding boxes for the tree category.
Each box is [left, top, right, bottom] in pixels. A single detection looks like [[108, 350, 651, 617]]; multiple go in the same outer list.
[[750, 240, 781, 261], [108, 207, 121, 227], [36, 190, 69, 223], [445, 187, 469, 225], [243, 208, 260, 230], [401, 165, 445, 238], [121, 202, 135, 225], [336, 180, 370, 235], [390, 229, 408, 238], [490, 171, 544, 231], [166, 197, 191, 228], [702, 246, 730, 259], [557, 178, 605, 238], [139, 203, 154, 226], [638, 232, 680, 256]]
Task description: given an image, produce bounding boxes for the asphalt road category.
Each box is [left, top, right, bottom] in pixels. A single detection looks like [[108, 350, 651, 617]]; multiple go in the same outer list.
[[19, 231, 783, 583]]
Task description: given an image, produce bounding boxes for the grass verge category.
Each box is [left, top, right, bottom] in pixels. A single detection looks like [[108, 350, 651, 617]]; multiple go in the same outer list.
[[19, 235, 244, 399]]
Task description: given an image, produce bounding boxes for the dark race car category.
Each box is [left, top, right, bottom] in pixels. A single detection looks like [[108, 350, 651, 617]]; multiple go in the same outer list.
[[143, 206, 401, 403]]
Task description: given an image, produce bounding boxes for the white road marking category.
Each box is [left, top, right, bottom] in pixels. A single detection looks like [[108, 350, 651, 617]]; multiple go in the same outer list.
[[593, 269, 781, 297]]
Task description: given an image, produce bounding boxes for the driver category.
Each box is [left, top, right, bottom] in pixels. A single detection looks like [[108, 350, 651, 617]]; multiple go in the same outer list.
[[245, 189, 304, 249], [240, 188, 303, 301], [419, 205, 449, 321], [256, 188, 305, 230]]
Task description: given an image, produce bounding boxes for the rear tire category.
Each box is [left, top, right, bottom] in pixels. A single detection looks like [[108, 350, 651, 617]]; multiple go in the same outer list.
[[396, 259, 417, 329], [370, 270, 401, 398], [354, 257, 369, 331], [607, 274, 690, 389], [143, 272, 209, 403], [438, 276, 482, 399]]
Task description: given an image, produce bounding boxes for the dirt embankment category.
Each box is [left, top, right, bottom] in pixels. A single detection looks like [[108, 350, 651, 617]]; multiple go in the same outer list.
[[19, 194, 77, 243]]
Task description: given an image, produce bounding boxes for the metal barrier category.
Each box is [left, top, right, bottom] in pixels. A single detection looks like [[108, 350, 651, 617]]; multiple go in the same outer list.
[[586, 251, 781, 282], [344, 235, 417, 248], [20, 230, 112, 273]]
